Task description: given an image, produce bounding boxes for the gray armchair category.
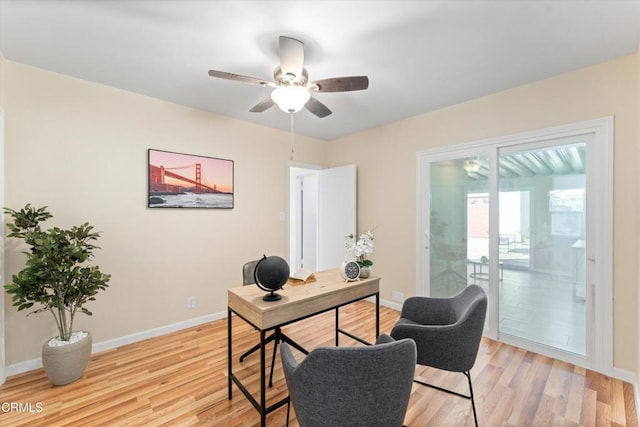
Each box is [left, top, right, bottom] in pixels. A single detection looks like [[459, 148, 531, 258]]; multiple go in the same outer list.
[[281, 334, 416, 427], [390, 284, 487, 427]]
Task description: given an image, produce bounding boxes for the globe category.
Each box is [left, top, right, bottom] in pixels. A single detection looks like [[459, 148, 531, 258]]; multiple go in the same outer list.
[[254, 255, 290, 301]]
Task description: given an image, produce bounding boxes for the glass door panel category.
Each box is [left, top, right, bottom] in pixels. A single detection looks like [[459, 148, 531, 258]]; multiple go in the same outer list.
[[429, 156, 489, 298], [421, 119, 612, 370], [498, 143, 586, 355]]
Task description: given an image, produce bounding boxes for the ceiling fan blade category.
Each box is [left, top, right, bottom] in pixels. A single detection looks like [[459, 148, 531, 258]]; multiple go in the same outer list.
[[249, 98, 275, 113], [305, 96, 332, 118], [279, 36, 304, 81], [208, 70, 274, 87], [309, 76, 369, 93]]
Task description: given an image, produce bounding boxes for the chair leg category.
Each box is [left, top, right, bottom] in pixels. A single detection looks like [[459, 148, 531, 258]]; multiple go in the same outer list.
[[413, 370, 478, 427], [279, 332, 309, 355], [464, 371, 479, 427], [268, 329, 307, 387], [286, 397, 290, 427], [239, 332, 276, 362], [268, 329, 282, 387], [240, 327, 308, 387]]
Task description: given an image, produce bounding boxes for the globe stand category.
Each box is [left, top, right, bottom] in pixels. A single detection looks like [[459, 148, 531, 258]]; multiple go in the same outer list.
[[263, 291, 282, 302]]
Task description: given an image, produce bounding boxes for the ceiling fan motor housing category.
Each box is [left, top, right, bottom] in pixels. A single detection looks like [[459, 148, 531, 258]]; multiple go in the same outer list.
[[274, 66, 308, 86]]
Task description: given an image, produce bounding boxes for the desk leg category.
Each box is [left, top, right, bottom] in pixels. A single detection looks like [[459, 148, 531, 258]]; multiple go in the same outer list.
[[227, 308, 232, 400], [260, 329, 266, 427]]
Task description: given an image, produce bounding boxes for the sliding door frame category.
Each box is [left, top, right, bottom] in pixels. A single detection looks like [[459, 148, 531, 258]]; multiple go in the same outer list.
[[416, 117, 613, 375]]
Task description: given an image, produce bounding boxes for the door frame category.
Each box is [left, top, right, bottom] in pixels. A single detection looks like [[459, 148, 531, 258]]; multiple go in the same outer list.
[[416, 117, 613, 375], [288, 161, 322, 270], [288, 162, 357, 272]]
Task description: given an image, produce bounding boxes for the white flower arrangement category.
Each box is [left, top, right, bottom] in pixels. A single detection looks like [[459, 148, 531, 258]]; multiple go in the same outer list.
[[345, 229, 375, 267]]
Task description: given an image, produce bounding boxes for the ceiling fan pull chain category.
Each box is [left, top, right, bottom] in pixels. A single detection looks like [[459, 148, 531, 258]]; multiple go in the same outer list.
[[289, 113, 295, 161]]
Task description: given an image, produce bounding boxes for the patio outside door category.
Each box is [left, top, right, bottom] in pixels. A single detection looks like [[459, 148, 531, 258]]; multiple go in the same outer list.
[[498, 140, 586, 355], [428, 155, 490, 299], [418, 118, 613, 371]]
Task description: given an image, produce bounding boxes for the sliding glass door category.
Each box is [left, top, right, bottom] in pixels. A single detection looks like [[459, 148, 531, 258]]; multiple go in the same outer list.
[[498, 141, 586, 355], [418, 118, 612, 370], [428, 156, 490, 299]]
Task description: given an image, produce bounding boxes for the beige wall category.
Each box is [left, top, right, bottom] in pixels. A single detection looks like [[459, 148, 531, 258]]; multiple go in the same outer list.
[[3, 53, 639, 373], [327, 54, 640, 371], [2, 61, 326, 364]]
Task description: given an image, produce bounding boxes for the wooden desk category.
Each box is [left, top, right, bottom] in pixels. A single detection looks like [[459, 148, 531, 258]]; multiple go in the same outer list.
[[227, 269, 380, 426]]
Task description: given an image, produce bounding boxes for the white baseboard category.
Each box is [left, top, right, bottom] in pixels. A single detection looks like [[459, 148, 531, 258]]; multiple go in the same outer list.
[[379, 298, 402, 312], [610, 366, 637, 384], [5, 310, 227, 378], [5, 357, 42, 378], [6, 299, 398, 378], [91, 310, 227, 353], [10, 298, 633, 397]]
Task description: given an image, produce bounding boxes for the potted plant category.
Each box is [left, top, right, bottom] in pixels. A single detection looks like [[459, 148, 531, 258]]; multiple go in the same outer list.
[[345, 230, 375, 278], [4, 204, 111, 385]]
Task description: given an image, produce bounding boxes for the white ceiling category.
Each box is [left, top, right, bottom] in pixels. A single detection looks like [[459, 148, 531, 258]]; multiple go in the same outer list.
[[1, 0, 639, 141]]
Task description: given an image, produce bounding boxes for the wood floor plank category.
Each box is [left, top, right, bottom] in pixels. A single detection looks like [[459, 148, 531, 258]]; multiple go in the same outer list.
[[624, 381, 639, 426], [566, 366, 586, 424], [0, 301, 636, 426]]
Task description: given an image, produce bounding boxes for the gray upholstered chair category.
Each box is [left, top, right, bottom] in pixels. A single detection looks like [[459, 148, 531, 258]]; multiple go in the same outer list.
[[281, 334, 416, 427], [390, 284, 487, 427], [238, 260, 307, 387]]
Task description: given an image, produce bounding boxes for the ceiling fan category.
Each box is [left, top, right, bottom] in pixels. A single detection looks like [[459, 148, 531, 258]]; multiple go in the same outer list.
[[208, 36, 369, 118]]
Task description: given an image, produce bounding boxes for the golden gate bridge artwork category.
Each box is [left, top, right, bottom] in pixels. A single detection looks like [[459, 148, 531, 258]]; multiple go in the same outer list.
[[148, 149, 234, 209], [149, 164, 220, 195]]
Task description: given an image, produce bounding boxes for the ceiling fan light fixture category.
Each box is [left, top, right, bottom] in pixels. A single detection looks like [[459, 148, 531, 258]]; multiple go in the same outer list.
[[463, 159, 481, 173], [271, 86, 310, 113]]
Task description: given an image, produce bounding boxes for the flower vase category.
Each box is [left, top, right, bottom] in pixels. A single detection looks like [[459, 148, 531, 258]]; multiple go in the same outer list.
[[359, 266, 371, 278]]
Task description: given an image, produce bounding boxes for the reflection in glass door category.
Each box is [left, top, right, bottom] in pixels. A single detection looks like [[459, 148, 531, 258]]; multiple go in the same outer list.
[[427, 144, 587, 356], [429, 156, 489, 298], [420, 118, 612, 371], [498, 143, 586, 355]]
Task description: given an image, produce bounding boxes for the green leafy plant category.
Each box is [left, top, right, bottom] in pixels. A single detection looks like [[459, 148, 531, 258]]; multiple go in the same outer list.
[[4, 204, 111, 341]]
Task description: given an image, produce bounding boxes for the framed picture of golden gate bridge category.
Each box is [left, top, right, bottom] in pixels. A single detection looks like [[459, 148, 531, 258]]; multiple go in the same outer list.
[[148, 149, 234, 209]]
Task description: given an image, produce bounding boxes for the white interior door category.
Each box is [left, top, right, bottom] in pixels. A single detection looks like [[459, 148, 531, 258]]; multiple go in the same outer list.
[[317, 165, 357, 271], [289, 164, 357, 272], [293, 173, 318, 270]]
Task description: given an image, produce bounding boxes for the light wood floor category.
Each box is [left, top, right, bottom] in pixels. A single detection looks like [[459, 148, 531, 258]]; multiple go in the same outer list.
[[0, 301, 637, 426]]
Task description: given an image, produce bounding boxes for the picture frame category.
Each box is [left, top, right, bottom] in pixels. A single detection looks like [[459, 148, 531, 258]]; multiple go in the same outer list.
[[148, 149, 234, 209]]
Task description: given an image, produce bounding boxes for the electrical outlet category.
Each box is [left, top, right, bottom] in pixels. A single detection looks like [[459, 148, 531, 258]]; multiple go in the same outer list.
[[187, 296, 196, 309], [392, 291, 404, 302]]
